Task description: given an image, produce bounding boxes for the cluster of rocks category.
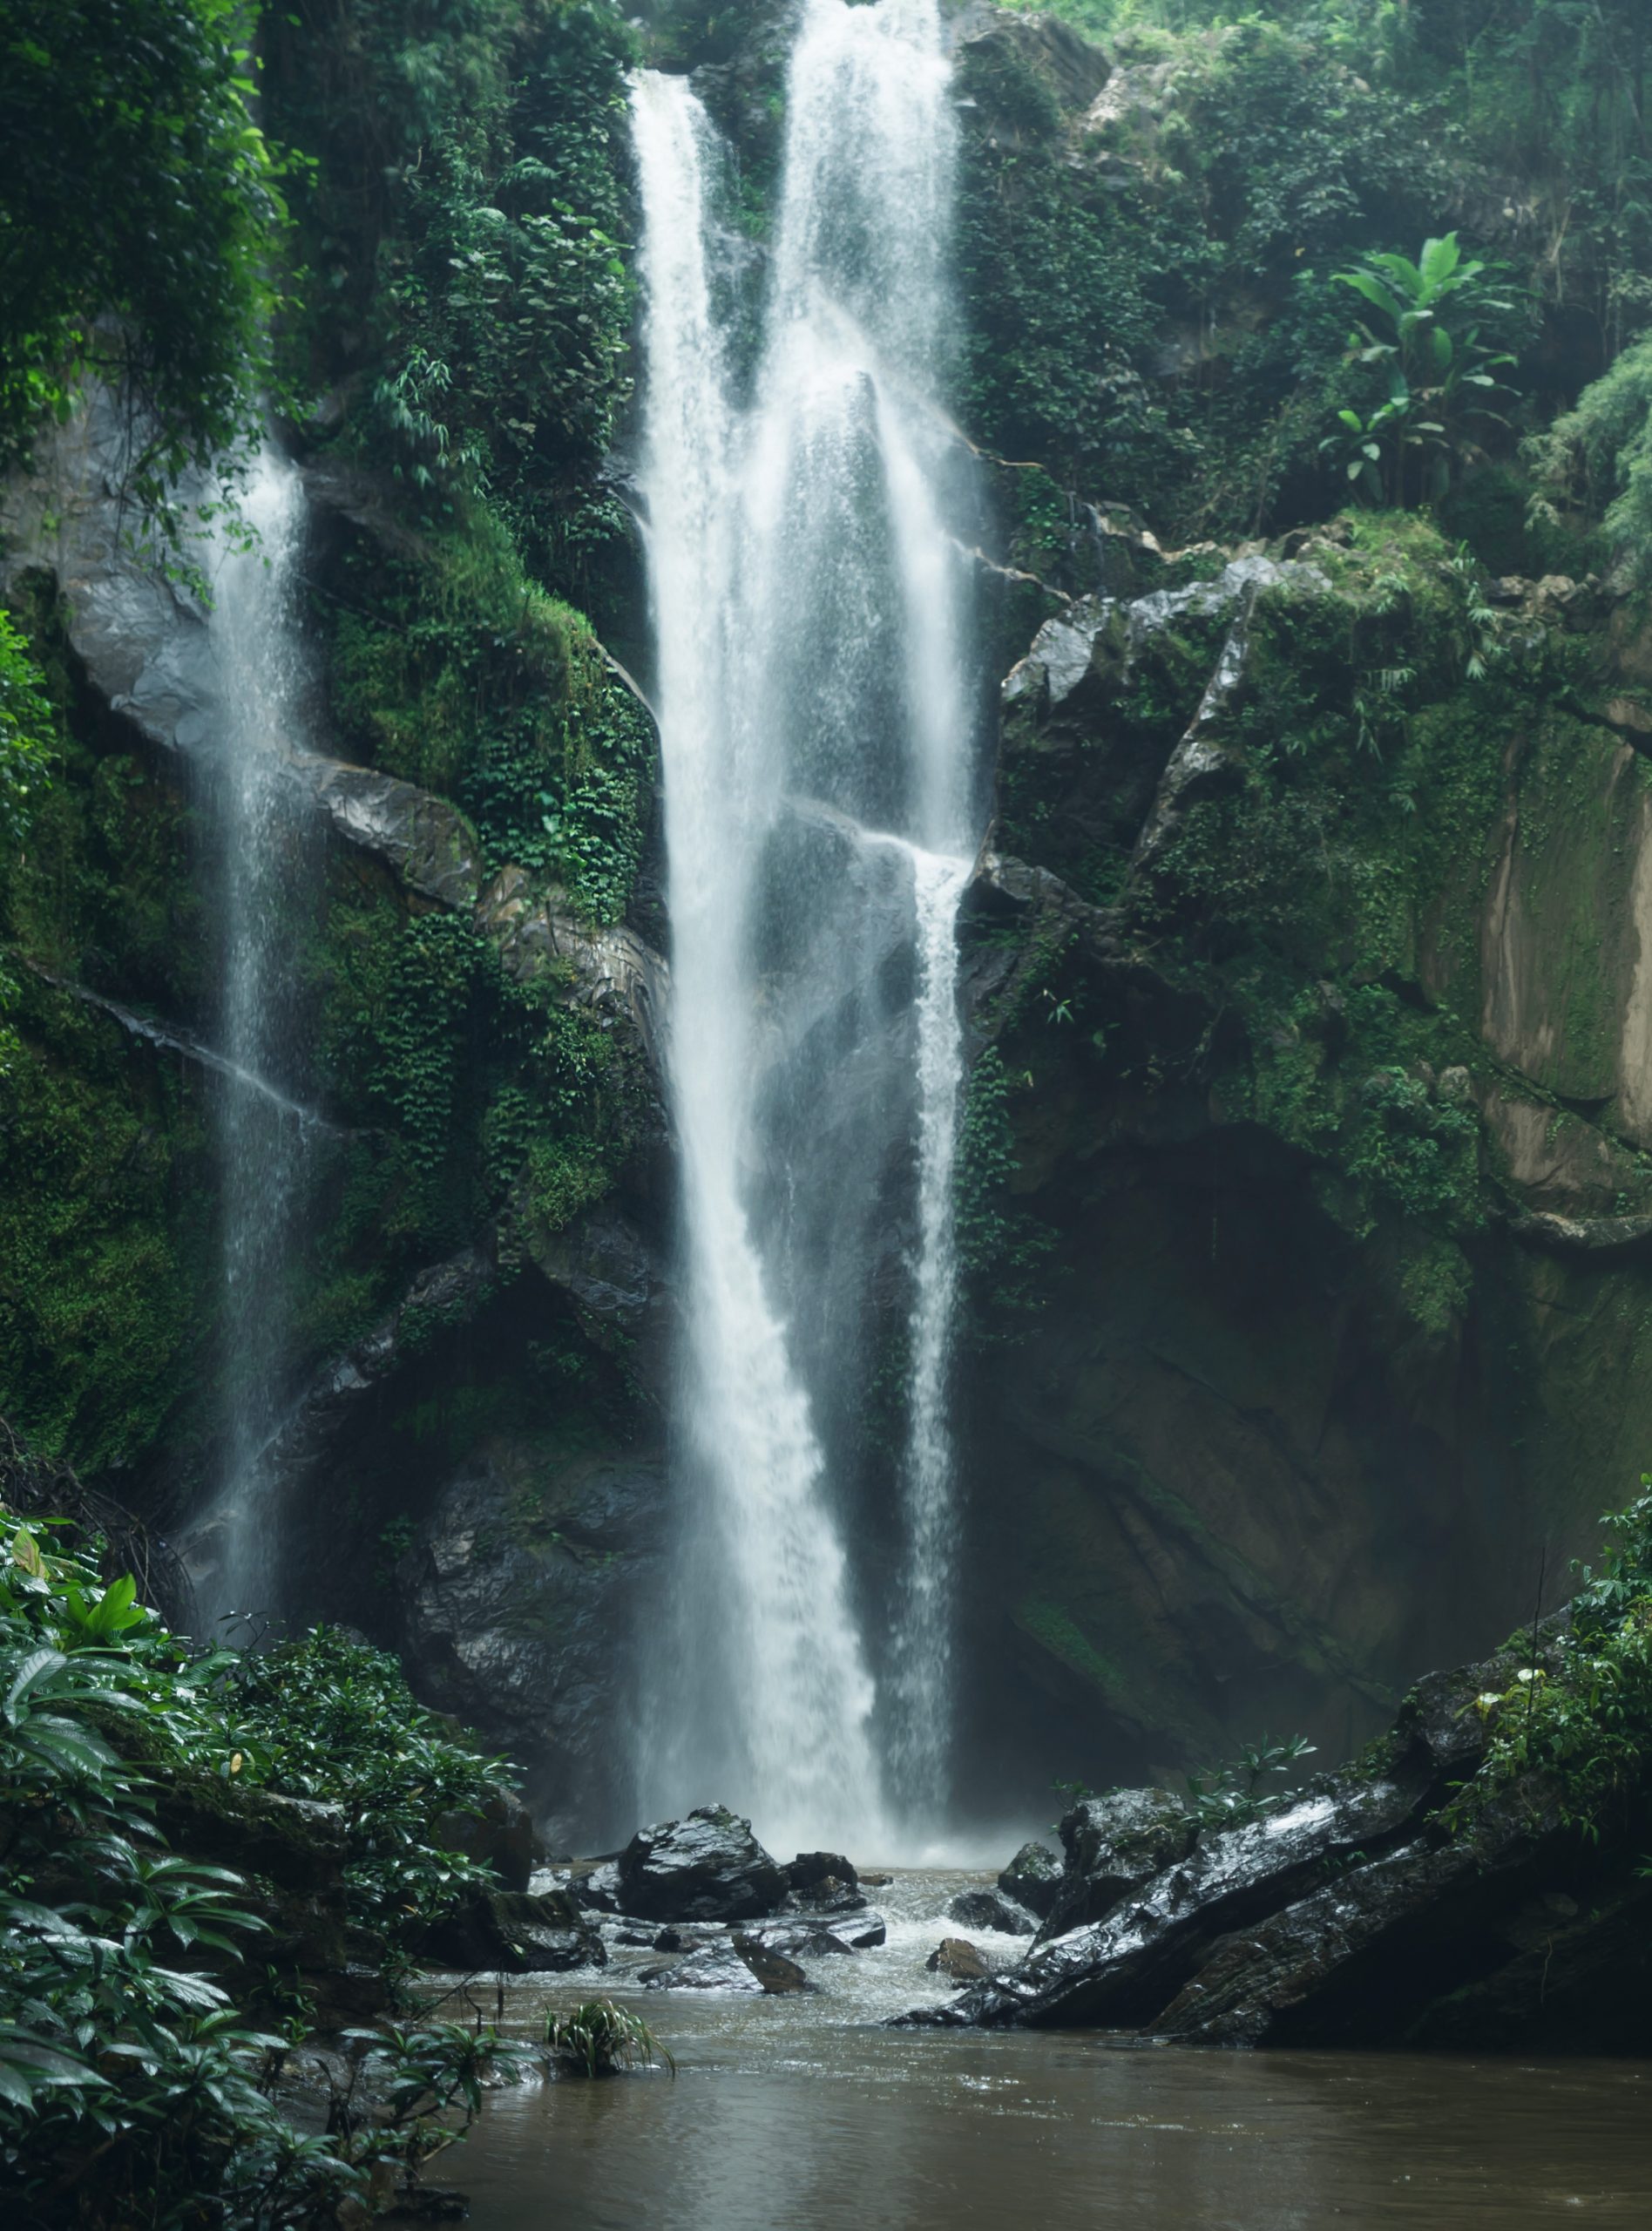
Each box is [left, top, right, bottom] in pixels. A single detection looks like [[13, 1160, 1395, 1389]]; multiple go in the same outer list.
[[540, 1805, 890, 1997], [899, 1622, 1652, 2050]]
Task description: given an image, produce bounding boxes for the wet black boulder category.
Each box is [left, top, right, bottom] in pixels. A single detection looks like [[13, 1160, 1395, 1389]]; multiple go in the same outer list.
[[619, 1803, 788, 1922]]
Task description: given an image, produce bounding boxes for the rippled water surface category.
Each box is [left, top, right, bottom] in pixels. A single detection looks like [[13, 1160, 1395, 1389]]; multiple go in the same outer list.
[[451, 1871, 1652, 2228]]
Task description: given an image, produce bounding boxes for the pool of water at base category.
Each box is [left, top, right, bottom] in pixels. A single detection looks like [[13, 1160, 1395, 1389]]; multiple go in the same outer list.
[[448, 1868, 1652, 2231]]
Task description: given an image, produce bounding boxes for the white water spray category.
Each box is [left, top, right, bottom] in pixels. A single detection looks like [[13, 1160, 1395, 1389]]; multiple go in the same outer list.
[[632, 0, 980, 1853], [189, 450, 315, 1627]]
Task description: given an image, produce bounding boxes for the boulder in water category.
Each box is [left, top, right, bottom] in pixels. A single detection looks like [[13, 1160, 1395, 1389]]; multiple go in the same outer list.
[[946, 1887, 1038, 1936], [1036, 1787, 1197, 1943], [927, 1936, 992, 1982], [619, 1804, 788, 1922], [744, 1917, 858, 1959], [997, 1840, 1063, 1920], [732, 1934, 812, 1994], [567, 1859, 625, 1914], [423, 1887, 605, 1975], [640, 1940, 763, 1993], [640, 1933, 810, 1995], [787, 1850, 860, 1890], [835, 1908, 887, 1950], [784, 1850, 867, 1913]]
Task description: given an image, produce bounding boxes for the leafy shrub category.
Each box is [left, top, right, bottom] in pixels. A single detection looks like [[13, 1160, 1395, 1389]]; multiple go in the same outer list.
[[1184, 1732, 1317, 1831], [0, 0, 288, 505], [0, 1514, 540, 2224], [545, 1998, 673, 2078], [227, 1624, 506, 1930], [1449, 1482, 1652, 1841], [1322, 233, 1523, 506], [1528, 333, 1652, 585]]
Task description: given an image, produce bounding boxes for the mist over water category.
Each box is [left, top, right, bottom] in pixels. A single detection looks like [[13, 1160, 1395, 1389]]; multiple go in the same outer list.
[[631, 0, 984, 1855]]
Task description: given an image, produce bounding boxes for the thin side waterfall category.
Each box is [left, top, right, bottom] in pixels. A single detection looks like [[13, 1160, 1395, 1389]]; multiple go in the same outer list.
[[188, 450, 315, 1629], [888, 844, 972, 1806], [632, 0, 981, 1854]]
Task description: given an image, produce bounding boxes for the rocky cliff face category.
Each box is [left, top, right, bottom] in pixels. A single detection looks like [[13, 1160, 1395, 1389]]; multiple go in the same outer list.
[[949, 508, 1652, 1814], [6, 3, 1652, 1848]]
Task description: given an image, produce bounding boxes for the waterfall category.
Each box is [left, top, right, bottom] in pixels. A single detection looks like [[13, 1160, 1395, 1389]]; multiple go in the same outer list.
[[188, 449, 315, 1627], [632, 0, 980, 1853]]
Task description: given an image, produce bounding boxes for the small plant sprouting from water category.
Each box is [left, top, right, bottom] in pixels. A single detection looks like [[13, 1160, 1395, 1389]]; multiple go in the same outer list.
[[1184, 1733, 1317, 1831], [545, 1998, 674, 2078]]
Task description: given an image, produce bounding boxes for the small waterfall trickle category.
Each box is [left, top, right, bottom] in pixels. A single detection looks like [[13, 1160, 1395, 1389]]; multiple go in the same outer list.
[[189, 449, 316, 1628], [632, 0, 982, 1853]]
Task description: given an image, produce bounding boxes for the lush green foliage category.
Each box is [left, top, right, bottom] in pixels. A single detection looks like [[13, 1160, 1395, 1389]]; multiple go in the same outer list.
[[0, 1519, 525, 2225], [1529, 332, 1652, 583], [269, 0, 637, 601], [1184, 1730, 1317, 1829], [0, 612, 53, 849], [963, 2, 1649, 547], [1449, 1484, 1652, 1839], [227, 1624, 504, 1928], [327, 510, 653, 916], [1324, 233, 1522, 505], [545, 1998, 673, 2078], [0, 0, 288, 509], [956, 13, 1456, 539]]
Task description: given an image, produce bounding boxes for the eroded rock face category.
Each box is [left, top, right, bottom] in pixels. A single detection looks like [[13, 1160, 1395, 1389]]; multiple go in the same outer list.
[[998, 1840, 1063, 1919], [618, 1806, 789, 1923], [946, 1887, 1037, 1936], [1037, 1788, 1199, 1943], [391, 1438, 666, 1846], [900, 1624, 1652, 2051], [423, 1887, 606, 1976]]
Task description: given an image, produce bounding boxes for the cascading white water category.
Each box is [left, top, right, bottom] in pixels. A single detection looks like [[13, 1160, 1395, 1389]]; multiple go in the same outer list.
[[887, 844, 972, 1807], [189, 450, 315, 1627], [632, 0, 980, 1853]]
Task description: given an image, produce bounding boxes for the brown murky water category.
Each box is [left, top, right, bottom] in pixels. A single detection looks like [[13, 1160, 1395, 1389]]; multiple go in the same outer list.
[[453, 1871, 1652, 2229]]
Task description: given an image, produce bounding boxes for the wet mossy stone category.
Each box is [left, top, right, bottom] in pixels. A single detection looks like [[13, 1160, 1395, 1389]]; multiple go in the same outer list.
[[423, 1885, 604, 1974], [947, 1886, 1038, 1936], [998, 1839, 1064, 1919], [1038, 1787, 1198, 1943], [619, 1803, 788, 1922]]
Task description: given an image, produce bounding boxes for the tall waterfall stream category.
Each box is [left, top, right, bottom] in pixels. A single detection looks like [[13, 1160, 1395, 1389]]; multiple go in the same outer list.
[[186, 449, 317, 1628], [633, 0, 983, 1856]]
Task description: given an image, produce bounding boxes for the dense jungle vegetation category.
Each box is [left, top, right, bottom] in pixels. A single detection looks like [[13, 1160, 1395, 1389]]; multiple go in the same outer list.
[[6, 0, 1652, 2211], [4, 0, 1652, 1486]]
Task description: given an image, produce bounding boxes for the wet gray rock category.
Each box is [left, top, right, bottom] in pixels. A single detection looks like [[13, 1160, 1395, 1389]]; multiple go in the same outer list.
[[423, 1887, 605, 1976], [927, 1936, 992, 1983], [1036, 1787, 1199, 1944], [786, 1850, 860, 1893], [477, 865, 667, 1071], [567, 1861, 624, 1915], [946, 1887, 1037, 1936], [833, 1908, 887, 1950], [619, 1805, 788, 1923], [639, 1934, 809, 1995], [998, 1840, 1064, 1920], [895, 1618, 1652, 2050], [742, 1918, 857, 1959], [789, 1878, 868, 1918], [430, 1785, 538, 1895], [392, 1444, 666, 1845], [730, 1934, 812, 1995], [640, 1940, 764, 1993]]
